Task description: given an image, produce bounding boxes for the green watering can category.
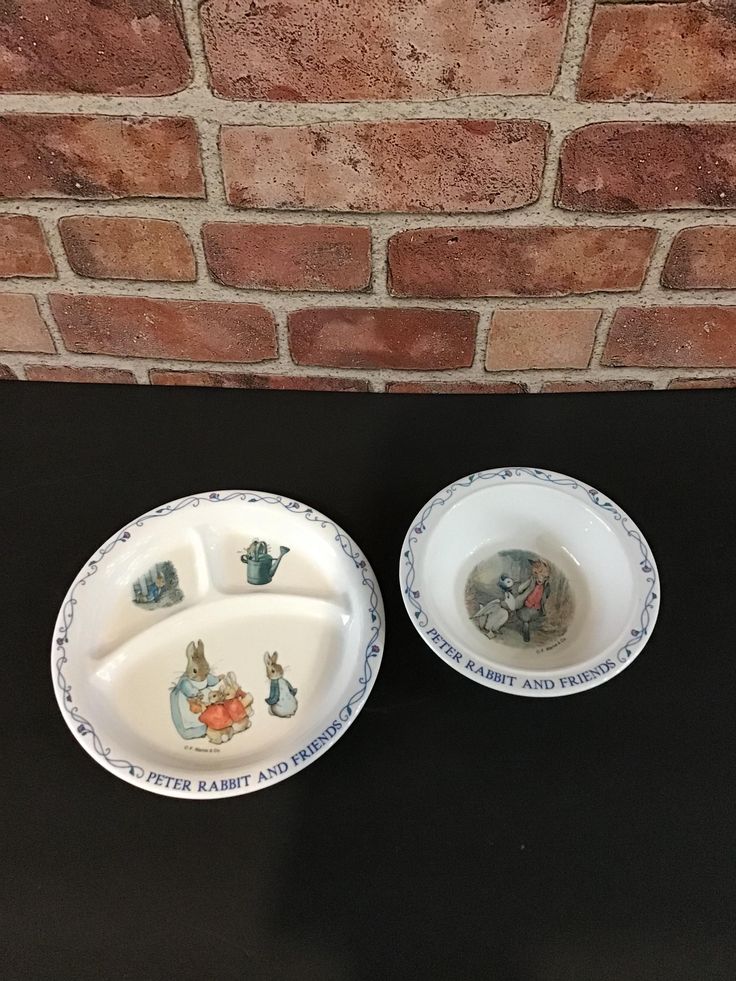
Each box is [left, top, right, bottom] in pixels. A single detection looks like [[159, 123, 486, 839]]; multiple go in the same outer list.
[[241, 540, 290, 585]]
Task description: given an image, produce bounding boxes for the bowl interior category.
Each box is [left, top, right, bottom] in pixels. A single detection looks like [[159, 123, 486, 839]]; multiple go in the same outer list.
[[421, 483, 641, 673]]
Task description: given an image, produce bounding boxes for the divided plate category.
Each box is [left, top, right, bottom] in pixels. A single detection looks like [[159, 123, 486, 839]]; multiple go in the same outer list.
[[400, 468, 659, 697], [52, 491, 384, 799]]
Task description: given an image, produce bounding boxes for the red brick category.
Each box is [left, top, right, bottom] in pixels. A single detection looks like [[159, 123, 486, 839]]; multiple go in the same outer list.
[[221, 120, 547, 214], [59, 217, 195, 282], [603, 307, 736, 367], [486, 309, 600, 370], [49, 295, 277, 363], [386, 380, 526, 394], [0, 215, 55, 277], [541, 379, 654, 393], [0, 294, 54, 352], [201, 0, 568, 101], [388, 227, 656, 297], [149, 370, 370, 391], [0, 115, 204, 200], [557, 123, 736, 212], [579, 3, 736, 102], [0, 363, 17, 380], [25, 365, 137, 384], [202, 223, 371, 292], [668, 376, 736, 389], [288, 308, 477, 370], [662, 226, 736, 289], [0, 1, 191, 96]]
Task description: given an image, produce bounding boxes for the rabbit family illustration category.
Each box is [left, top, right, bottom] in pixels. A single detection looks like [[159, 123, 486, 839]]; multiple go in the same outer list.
[[170, 641, 255, 743], [170, 641, 296, 740], [264, 652, 298, 718], [169, 640, 222, 740]]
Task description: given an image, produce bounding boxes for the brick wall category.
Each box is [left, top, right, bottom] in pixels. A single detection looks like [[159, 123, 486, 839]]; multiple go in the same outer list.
[[1, 0, 736, 394]]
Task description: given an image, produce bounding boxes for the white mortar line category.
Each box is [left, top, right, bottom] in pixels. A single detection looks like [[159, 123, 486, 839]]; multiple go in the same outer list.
[[538, 120, 566, 211], [31, 293, 62, 356], [4, 276, 736, 311], [471, 309, 492, 374], [643, 225, 675, 289], [272, 308, 291, 372], [178, 0, 213, 94], [6, 198, 736, 232], [369, 223, 392, 301], [522, 377, 544, 394], [588, 307, 616, 369], [171, 211, 204, 283], [5, 88, 736, 124], [42, 213, 78, 283], [552, 0, 596, 102]]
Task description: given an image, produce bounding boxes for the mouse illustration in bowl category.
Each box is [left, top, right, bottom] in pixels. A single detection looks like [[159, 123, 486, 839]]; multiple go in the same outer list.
[[264, 652, 298, 718]]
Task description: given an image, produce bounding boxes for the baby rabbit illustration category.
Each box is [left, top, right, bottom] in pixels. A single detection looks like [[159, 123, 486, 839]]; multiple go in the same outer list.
[[264, 652, 298, 718], [195, 684, 234, 744], [221, 671, 254, 734]]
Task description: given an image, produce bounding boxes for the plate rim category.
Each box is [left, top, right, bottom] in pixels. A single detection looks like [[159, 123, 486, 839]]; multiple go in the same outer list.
[[51, 489, 385, 799], [399, 466, 660, 698]]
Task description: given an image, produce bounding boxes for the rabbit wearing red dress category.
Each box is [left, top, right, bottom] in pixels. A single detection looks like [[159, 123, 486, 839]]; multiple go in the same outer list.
[[221, 671, 254, 733], [190, 672, 254, 744]]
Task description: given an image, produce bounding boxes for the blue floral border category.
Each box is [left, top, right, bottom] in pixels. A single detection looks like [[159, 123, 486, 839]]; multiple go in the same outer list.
[[402, 468, 658, 670], [54, 492, 384, 780]]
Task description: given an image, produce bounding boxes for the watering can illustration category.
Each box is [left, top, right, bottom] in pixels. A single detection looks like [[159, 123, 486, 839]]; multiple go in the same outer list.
[[241, 539, 290, 585]]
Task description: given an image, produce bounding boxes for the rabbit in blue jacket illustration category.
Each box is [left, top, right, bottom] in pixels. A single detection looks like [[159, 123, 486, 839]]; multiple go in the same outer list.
[[264, 651, 298, 718]]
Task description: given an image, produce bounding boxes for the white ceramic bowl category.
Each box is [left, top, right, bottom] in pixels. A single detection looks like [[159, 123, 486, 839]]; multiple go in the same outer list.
[[400, 468, 659, 697]]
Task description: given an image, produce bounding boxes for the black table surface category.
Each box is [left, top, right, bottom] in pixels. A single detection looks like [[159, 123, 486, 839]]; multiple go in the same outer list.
[[2, 382, 734, 981]]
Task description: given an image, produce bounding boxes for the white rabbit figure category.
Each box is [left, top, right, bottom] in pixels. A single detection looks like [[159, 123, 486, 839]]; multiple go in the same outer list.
[[263, 652, 298, 718], [221, 671, 254, 734], [196, 684, 234, 744]]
